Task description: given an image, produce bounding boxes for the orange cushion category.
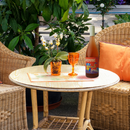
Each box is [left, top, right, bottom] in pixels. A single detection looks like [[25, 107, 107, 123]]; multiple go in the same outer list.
[[121, 47, 130, 81], [99, 42, 130, 81], [0, 81, 2, 84]]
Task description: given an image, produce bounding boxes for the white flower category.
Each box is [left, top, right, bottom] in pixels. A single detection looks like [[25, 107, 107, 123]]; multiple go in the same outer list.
[[49, 40, 53, 45], [100, 3, 104, 8], [51, 45, 55, 49], [40, 36, 44, 41], [45, 47, 48, 50], [41, 36, 46, 44], [42, 42, 46, 46], [60, 33, 63, 39], [53, 33, 58, 38]]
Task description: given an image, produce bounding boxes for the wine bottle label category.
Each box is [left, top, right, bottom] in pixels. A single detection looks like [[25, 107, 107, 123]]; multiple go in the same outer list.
[[86, 57, 99, 74]]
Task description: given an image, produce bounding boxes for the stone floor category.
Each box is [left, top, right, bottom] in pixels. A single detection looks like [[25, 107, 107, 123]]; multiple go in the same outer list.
[[27, 14, 117, 130]]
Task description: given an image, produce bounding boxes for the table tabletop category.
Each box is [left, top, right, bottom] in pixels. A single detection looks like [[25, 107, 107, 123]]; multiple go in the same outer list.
[[9, 65, 120, 92]]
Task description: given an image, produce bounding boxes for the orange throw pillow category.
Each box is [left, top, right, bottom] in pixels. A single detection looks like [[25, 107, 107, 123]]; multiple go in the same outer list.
[[121, 47, 130, 81], [99, 42, 130, 81]]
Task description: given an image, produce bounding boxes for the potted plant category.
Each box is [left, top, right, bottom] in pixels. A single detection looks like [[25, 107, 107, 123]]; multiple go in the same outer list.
[[40, 35, 68, 75]]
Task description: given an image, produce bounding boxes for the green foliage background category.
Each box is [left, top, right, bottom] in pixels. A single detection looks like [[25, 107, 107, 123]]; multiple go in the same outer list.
[[0, 0, 89, 65]]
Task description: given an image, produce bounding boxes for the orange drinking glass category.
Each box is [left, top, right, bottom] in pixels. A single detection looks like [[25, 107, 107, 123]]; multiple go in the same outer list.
[[68, 52, 79, 76]]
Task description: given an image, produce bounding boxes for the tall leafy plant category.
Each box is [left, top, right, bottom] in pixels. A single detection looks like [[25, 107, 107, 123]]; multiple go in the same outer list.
[[46, 2, 91, 53], [0, 0, 85, 55]]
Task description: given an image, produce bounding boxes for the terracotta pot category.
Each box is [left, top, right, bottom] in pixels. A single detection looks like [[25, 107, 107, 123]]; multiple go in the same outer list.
[[50, 60, 62, 76]]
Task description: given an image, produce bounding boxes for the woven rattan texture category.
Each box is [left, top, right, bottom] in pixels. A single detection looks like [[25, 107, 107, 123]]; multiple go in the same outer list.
[[0, 42, 36, 130], [0, 42, 36, 85], [77, 22, 130, 130], [0, 84, 28, 130], [38, 116, 79, 130]]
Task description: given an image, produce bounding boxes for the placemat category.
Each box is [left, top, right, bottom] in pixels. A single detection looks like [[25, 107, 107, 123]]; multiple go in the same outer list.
[[27, 72, 94, 82]]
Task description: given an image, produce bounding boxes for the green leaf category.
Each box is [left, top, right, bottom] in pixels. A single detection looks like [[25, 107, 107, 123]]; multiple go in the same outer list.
[[25, 23, 39, 32], [24, 35, 33, 50], [53, 2, 61, 20], [44, 57, 54, 73], [17, 24, 23, 31], [31, 0, 35, 3], [34, 0, 40, 11], [39, 0, 46, 11], [61, 9, 69, 22], [50, 31, 55, 36], [42, 4, 52, 22], [55, 51, 68, 60], [59, 0, 68, 10], [39, 55, 48, 65], [10, 18, 17, 32], [6, 10, 12, 14], [28, 4, 37, 14], [8, 36, 20, 50], [67, 37, 75, 52], [26, 0, 32, 7], [14, 0, 20, 6], [34, 44, 42, 52], [6, 0, 11, 9], [1, 18, 8, 32], [75, 0, 82, 4], [72, 2, 77, 14], [0, 16, 2, 24], [23, 0, 26, 12], [82, 3, 89, 17]]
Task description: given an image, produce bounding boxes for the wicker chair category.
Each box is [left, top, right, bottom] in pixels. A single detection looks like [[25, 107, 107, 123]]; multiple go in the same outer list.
[[0, 42, 36, 130], [77, 22, 130, 130]]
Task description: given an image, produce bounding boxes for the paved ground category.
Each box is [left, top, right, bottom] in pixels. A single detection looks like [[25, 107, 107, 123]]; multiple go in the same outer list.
[[27, 14, 117, 130]]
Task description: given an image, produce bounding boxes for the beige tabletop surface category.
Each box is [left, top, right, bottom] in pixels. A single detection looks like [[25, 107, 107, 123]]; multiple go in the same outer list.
[[9, 65, 120, 92]]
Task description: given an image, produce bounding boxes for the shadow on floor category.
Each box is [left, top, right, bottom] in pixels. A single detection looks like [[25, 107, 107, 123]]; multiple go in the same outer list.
[[27, 92, 79, 130]]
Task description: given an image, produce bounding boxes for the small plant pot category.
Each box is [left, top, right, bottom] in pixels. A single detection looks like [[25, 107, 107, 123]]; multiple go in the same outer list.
[[50, 60, 62, 76]]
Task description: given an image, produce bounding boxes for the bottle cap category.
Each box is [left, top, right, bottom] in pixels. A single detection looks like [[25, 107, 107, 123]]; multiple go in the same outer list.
[[90, 25, 95, 36]]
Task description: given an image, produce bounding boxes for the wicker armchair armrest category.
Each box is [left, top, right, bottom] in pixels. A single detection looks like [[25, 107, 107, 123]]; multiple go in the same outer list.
[[0, 42, 36, 66], [0, 42, 36, 84]]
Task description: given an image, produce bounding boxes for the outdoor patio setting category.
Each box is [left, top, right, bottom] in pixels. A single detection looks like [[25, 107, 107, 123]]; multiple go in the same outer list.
[[1, 0, 130, 130]]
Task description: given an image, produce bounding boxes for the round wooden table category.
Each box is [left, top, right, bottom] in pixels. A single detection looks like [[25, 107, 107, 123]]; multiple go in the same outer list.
[[9, 65, 120, 130]]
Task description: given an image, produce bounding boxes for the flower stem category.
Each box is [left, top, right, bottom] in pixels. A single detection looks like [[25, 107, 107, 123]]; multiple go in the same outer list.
[[57, 46, 58, 53]]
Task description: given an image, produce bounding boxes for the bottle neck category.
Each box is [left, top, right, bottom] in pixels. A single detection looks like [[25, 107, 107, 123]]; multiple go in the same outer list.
[[89, 36, 95, 43]]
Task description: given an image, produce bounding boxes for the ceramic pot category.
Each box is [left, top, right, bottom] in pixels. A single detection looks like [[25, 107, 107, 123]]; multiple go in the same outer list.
[[50, 60, 62, 76]]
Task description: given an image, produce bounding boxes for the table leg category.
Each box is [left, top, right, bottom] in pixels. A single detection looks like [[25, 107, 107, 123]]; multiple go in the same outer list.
[[84, 91, 93, 130], [78, 91, 88, 130], [43, 91, 49, 117], [31, 89, 38, 129]]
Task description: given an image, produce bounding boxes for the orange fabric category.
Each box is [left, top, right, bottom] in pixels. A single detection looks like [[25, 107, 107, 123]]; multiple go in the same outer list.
[[122, 47, 130, 81], [99, 42, 130, 81]]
